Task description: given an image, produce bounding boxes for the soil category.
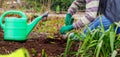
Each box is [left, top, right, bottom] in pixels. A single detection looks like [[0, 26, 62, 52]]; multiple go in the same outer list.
[[0, 31, 68, 57]]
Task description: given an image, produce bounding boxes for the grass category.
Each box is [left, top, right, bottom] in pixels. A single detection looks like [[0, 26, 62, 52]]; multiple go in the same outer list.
[[64, 16, 120, 57]]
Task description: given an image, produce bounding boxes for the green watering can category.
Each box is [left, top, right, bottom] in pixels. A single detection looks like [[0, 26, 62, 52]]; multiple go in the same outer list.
[[0, 10, 48, 41]]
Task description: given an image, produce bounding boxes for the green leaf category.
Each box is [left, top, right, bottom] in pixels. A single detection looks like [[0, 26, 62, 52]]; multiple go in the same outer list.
[[99, 15, 105, 33], [110, 32, 115, 52], [88, 43, 97, 48], [31, 48, 37, 55], [95, 40, 103, 57], [64, 36, 74, 57], [42, 49, 48, 57]]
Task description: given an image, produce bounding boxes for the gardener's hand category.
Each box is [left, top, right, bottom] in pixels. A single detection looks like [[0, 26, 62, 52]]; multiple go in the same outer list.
[[60, 25, 74, 34], [65, 13, 74, 25]]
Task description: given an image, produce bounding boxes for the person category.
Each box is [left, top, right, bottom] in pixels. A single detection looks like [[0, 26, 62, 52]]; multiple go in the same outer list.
[[60, 0, 120, 40]]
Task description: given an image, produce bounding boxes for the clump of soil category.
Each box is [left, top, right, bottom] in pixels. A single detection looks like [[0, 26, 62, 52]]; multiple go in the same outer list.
[[0, 32, 67, 57]]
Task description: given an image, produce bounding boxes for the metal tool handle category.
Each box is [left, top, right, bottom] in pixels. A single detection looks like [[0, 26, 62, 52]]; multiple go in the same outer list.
[[41, 12, 49, 18]]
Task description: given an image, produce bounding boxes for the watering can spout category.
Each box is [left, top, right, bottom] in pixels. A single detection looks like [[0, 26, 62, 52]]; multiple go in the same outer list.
[[26, 12, 48, 36]]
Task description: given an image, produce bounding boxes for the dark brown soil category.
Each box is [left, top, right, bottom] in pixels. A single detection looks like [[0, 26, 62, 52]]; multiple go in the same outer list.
[[0, 31, 67, 57]]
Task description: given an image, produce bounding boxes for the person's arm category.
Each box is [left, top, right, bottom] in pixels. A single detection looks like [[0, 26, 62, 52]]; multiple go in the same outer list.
[[68, 0, 86, 15], [65, 0, 85, 25], [60, 0, 99, 34], [73, 0, 100, 29]]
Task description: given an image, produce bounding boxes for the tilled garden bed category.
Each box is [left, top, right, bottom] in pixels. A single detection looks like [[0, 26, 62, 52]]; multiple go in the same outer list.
[[0, 32, 67, 57]]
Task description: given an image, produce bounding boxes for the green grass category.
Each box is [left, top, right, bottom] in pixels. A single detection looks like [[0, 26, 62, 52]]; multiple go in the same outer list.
[[64, 16, 120, 57]]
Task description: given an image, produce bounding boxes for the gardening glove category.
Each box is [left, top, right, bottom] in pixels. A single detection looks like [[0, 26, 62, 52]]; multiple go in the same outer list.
[[0, 48, 30, 57], [69, 33, 79, 41], [65, 13, 74, 25], [60, 25, 74, 34]]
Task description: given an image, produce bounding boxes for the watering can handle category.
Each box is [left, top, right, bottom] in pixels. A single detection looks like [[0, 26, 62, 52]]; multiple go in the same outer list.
[[0, 10, 27, 29], [0, 10, 27, 19]]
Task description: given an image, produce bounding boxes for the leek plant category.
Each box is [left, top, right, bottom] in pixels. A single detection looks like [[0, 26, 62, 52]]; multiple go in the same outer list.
[[64, 16, 120, 57]]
